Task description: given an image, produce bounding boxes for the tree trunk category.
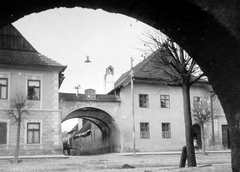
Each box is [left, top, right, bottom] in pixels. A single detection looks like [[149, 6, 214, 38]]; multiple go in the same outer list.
[[200, 123, 206, 155], [14, 119, 21, 164], [182, 82, 197, 167], [229, 123, 240, 172]]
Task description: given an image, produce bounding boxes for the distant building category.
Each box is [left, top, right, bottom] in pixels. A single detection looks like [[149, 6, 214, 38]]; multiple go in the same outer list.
[[0, 24, 66, 156]]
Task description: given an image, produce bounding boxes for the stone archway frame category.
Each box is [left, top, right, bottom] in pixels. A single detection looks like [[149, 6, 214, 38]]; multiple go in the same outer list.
[[62, 106, 121, 152], [2, 0, 240, 169]]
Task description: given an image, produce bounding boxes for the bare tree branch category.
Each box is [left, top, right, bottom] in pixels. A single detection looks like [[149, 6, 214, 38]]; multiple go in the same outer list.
[[5, 91, 34, 163]]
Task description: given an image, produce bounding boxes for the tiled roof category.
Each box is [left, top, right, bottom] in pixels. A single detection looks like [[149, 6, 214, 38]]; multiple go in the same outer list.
[[113, 48, 208, 90], [114, 49, 178, 88], [59, 92, 121, 102], [0, 24, 65, 71], [68, 124, 78, 134], [76, 121, 91, 135]]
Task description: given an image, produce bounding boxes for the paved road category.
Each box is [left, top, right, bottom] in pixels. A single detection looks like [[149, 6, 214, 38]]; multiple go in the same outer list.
[[0, 152, 231, 172]]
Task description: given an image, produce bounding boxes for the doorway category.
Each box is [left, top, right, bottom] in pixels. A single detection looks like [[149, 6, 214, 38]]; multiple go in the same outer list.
[[222, 125, 231, 149], [192, 124, 202, 149]]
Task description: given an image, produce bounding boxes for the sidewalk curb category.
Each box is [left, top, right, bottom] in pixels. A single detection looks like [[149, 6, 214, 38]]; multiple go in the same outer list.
[[112, 150, 231, 156], [0, 155, 69, 160]]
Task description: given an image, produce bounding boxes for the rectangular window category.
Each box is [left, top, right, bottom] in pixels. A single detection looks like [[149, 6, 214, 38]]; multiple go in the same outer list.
[[162, 123, 171, 138], [160, 95, 170, 108], [0, 122, 7, 144], [0, 78, 8, 99], [139, 94, 149, 108], [140, 122, 150, 139], [27, 123, 40, 144], [28, 80, 40, 100], [193, 96, 202, 109]]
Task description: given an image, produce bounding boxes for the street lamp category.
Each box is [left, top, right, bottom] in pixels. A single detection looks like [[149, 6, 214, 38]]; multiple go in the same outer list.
[[85, 56, 91, 63]]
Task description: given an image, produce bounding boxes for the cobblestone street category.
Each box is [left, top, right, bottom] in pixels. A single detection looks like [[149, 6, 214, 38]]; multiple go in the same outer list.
[[0, 152, 231, 172]]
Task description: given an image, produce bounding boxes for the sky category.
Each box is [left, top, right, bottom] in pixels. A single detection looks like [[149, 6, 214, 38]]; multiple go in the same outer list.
[[13, 7, 153, 132]]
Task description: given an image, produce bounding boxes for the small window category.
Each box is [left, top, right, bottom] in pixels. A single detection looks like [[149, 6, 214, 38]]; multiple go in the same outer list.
[[28, 80, 40, 100], [193, 96, 202, 109], [162, 123, 171, 138], [160, 95, 170, 108], [140, 122, 150, 139], [139, 94, 149, 108], [27, 123, 40, 144], [0, 122, 7, 144], [0, 78, 8, 99]]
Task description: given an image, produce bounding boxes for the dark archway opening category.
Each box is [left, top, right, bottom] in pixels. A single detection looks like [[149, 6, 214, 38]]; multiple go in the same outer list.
[[62, 107, 120, 155]]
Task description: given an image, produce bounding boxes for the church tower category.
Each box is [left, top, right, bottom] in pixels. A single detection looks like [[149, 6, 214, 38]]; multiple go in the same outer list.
[[104, 65, 114, 94]]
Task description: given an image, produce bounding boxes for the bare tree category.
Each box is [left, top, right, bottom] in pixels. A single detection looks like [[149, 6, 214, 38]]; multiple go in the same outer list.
[[141, 28, 205, 167], [6, 92, 33, 163], [192, 98, 211, 155]]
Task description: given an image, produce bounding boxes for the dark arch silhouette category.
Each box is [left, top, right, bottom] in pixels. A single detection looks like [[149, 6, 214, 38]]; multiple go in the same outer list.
[[62, 107, 120, 154], [1, 1, 240, 170]]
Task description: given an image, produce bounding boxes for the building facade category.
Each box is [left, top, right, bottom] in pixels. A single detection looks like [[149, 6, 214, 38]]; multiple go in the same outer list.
[[0, 24, 66, 156], [64, 49, 225, 153]]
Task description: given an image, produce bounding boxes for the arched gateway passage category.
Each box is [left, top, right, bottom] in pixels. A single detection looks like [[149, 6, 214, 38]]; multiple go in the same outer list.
[[1, 0, 240, 170], [60, 93, 121, 154]]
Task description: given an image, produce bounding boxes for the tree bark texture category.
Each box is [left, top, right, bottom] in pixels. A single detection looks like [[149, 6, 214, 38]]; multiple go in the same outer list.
[[200, 123, 205, 155], [182, 82, 197, 167], [228, 121, 240, 172], [14, 119, 21, 163]]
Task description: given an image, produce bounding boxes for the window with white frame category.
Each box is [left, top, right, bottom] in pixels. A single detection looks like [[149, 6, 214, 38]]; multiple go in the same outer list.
[[139, 94, 149, 108], [27, 80, 40, 100], [27, 123, 40, 144], [0, 78, 8, 99], [193, 96, 202, 109], [140, 122, 150, 139], [162, 123, 171, 138], [160, 95, 170, 108], [0, 122, 7, 144]]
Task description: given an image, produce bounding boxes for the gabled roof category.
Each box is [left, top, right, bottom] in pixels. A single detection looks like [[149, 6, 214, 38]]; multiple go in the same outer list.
[[0, 24, 66, 71], [68, 124, 78, 134], [114, 49, 178, 89], [113, 48, 208, 91]]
